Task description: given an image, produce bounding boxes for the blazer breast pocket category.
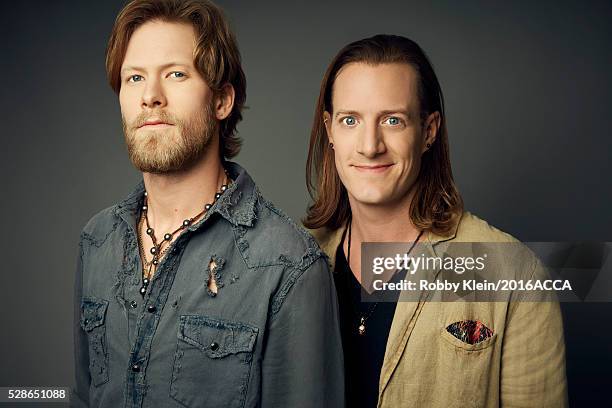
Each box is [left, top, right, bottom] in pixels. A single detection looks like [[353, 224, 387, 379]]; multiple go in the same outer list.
[[436, 320, 498, 407]]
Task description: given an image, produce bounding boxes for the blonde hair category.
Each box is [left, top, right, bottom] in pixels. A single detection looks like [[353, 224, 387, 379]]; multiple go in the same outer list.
[[304, 35, 463, 235]]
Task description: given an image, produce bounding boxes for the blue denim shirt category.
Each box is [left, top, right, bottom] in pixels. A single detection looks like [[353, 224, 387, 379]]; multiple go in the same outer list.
[[72, 162, 344, 408]]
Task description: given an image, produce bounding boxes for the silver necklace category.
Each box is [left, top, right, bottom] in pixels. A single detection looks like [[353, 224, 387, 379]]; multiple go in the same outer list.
[[345, 217, 423, 336]]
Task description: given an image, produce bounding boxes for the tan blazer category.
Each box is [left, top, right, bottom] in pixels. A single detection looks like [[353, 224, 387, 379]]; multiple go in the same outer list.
[[310, 212, 568, 408]]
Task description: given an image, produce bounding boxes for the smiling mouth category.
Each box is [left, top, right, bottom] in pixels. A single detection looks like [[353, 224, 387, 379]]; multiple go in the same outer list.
[[352, 164, 394, 172]]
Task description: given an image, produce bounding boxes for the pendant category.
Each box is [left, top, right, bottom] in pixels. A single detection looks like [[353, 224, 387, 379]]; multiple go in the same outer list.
[[358, 317, 366, 336]]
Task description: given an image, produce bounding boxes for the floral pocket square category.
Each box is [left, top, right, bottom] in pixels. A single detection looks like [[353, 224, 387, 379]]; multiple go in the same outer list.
[[446, 320, 493, 345]]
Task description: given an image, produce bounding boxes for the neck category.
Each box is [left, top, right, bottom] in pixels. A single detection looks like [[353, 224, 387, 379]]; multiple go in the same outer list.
[[142, 146, 225, 233], [344, 188, 422, 284], [348, 188, 421, 243]]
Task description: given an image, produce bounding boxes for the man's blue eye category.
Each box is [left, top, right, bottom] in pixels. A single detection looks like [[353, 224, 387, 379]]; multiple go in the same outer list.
[[170, 72, 185, 78], [343, 116, 357, 126], [128, 75, 143, 83], [386, 117, 401, 125]]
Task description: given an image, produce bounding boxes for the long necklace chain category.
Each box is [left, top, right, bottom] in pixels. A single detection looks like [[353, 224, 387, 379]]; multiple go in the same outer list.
[[346, 216, 423, 336], [137, 170, 230, 297]]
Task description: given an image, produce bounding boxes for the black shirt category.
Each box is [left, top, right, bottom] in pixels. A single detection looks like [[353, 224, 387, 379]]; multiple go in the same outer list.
[[333, 243, 404, 408]]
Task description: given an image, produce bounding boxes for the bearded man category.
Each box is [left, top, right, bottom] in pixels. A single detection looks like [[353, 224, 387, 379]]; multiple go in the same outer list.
[[72, 1, 343, 407]]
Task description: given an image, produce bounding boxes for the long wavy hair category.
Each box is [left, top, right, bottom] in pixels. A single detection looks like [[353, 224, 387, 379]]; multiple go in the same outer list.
[[304, 35, 463, 235]]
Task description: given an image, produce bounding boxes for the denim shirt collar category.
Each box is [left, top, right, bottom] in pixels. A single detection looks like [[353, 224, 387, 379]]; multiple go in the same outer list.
[[112, 161, 258, 232]]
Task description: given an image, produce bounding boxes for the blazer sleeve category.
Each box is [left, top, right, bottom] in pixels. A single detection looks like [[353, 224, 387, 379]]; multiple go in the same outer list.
[[500, 258, 568, 407]]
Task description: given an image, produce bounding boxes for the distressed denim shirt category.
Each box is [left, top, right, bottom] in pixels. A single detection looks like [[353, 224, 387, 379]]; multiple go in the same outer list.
[[72, 162, 344, 408]]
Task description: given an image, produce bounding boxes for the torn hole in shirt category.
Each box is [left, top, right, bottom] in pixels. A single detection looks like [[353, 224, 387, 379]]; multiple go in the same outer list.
[[206, 255, 226, 297]]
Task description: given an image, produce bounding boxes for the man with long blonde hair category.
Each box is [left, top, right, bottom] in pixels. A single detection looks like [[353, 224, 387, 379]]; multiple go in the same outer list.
[[305, 34, 567, 407]]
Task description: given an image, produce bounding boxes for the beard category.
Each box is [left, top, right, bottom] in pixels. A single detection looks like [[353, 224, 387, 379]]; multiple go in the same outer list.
[[122, 103, 217, 174]]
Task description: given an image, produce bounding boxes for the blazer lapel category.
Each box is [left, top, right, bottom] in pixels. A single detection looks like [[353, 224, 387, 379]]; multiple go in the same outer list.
[[378, 218, 462, 402], [378, 240, 439, 399]]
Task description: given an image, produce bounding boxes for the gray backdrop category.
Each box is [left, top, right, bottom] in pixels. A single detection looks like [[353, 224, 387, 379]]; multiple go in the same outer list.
[[1, 0, 611, 406]]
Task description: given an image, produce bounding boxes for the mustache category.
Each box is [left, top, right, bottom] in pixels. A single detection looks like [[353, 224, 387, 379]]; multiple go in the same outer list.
[[131, 110, 177, 129]]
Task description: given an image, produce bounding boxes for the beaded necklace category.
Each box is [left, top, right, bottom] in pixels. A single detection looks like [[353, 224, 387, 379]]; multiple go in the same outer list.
[[137, 171, 230, 297]]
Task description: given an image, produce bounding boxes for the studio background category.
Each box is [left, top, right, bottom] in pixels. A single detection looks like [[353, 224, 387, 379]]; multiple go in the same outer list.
[[1, 0, 611, 406]]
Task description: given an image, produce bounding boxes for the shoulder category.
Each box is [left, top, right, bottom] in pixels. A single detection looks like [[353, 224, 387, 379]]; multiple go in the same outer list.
[[237, 191, 324, 271], [452, 211, 519, 243], [306, 225, 343, 260], [243, 193, 333, 315], [80, 204, 123, 248], [452, 211, 542, 281]]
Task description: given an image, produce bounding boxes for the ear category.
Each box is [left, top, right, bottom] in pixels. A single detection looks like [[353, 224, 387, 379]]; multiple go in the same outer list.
[[214, 83, 235, 120], [422, 111, 440, 154], [323, 111, 334, 144]]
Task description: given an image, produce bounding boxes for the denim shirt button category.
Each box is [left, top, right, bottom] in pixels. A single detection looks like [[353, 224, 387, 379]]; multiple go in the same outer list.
[[131, 364, 140, 372], [130, 301, 138, 309], [210, 342, 219, 351], [147, 305, 157, 313]]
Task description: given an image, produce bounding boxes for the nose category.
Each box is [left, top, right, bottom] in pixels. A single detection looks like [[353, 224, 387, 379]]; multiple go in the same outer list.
[[356, 122, 386, 158], [141, 77, 166, 109]]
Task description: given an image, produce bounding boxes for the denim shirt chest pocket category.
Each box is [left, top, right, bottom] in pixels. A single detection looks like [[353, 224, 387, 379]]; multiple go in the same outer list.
[[80, 297, 109, 387], [171, 315, 258, 408]]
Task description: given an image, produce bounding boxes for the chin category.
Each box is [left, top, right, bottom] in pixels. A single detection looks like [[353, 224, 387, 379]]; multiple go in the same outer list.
[[351, 189, 394, 206], [138, 127, 175, 138]]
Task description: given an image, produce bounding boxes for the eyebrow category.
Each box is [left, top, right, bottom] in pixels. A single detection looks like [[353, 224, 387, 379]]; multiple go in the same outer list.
[[334, 109, 415, 119], [334, 110, 359, 118], [120, 62, 192, 75]]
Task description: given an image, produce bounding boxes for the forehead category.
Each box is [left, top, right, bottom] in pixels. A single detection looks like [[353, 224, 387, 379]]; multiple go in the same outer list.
[[122, 20, 197, 69], [332, 62, 419, 113]]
